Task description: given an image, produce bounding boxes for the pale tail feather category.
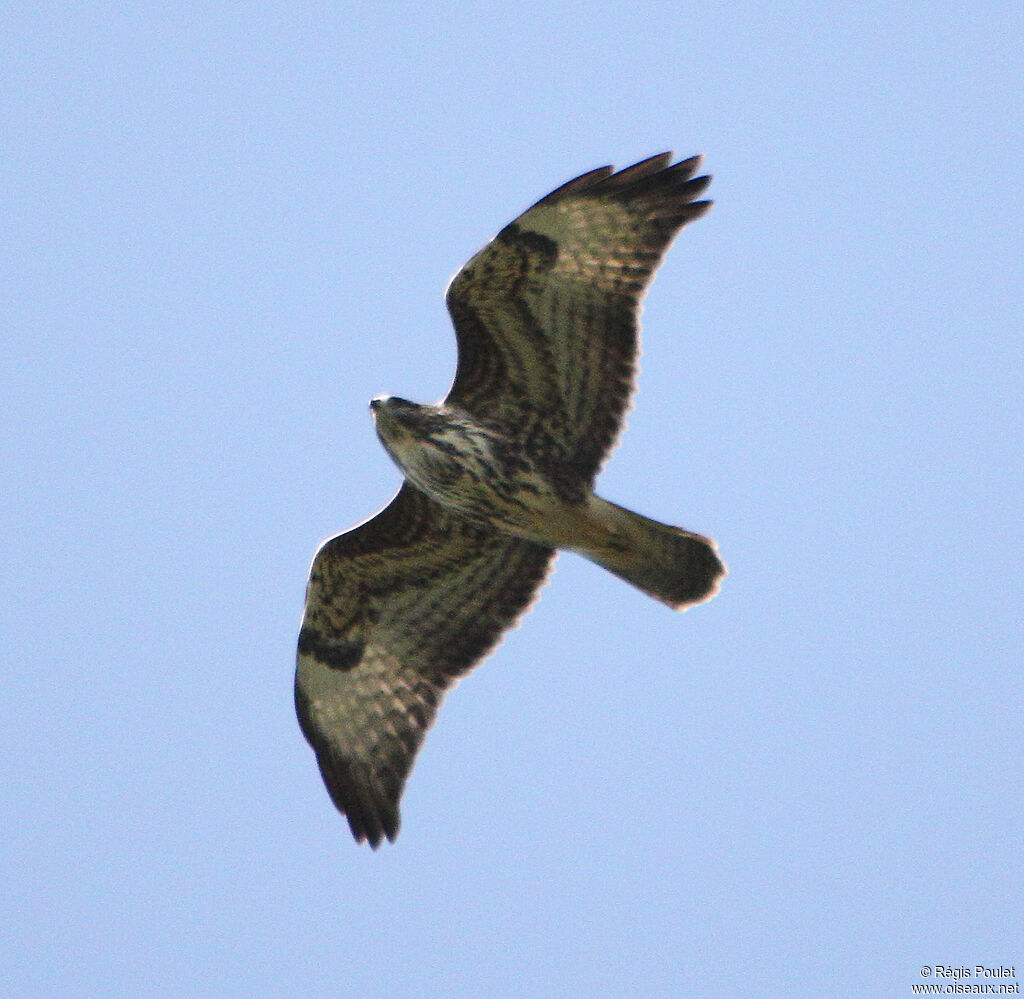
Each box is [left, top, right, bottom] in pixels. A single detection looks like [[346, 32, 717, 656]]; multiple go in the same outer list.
[[573, 496, 726, 609]]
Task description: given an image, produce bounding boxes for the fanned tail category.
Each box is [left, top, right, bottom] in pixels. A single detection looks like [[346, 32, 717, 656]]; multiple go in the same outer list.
[[573, 496, 726, 609]]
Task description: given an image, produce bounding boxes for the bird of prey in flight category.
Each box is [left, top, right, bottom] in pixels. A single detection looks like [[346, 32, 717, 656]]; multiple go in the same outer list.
[[296, 152, 725, 846]]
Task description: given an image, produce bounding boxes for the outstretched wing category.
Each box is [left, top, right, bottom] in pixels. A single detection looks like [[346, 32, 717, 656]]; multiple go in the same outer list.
[[296, 484, 554, 847], [445, 152, 711, 485]]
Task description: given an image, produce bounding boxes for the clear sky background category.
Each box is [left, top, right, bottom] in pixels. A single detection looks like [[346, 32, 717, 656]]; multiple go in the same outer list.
[[3, 4, 1022, 997]]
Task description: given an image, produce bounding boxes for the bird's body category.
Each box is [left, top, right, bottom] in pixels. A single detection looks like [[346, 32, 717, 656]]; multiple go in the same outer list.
[[371, 396, 593, 541], [297, 153, 726, 846], [370, 394, 722, 602], [371, 397, 565, 535]]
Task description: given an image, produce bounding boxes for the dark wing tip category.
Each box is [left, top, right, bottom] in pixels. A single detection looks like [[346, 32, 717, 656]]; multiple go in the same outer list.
[[603, 157, 711, 204], [341, 783, 400, 849], [531, 152, 711, 217], [599, 151, 676, 185], [530, 151, 698, 204], [315, 750, 402, 848], [533, 164, 615, 206], [592, 152, 705, 189], [348, 809, 400, 850]]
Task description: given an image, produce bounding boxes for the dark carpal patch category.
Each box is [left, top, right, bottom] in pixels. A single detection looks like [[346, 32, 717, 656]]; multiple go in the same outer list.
[[497, 223, 559, 269], [298, 627, 365, 672]]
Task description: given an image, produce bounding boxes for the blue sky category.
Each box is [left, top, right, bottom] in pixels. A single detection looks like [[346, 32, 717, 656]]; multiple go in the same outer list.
[[3, 3, 1022, 997]]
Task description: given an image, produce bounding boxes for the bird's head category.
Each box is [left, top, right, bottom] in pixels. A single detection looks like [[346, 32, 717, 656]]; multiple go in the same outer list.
[[370, 395, 446, 451], [369, 395, 421, 431]]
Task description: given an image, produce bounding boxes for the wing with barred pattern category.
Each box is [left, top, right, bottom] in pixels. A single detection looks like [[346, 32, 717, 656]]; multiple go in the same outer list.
[[446, 153, 711, 484], [296, 484, 553, 846]]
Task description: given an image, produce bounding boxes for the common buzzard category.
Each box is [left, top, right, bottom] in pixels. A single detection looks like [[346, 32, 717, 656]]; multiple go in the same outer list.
[[297, 153, 725, 846]]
